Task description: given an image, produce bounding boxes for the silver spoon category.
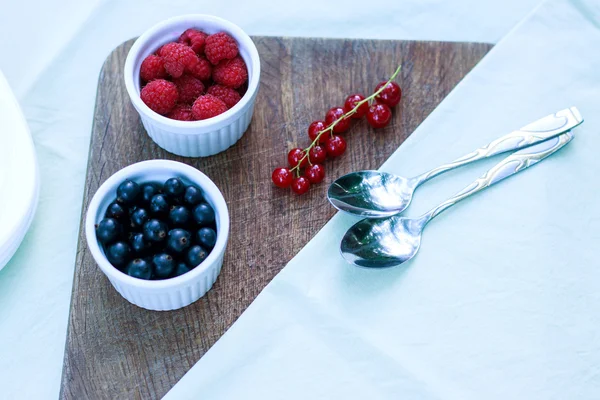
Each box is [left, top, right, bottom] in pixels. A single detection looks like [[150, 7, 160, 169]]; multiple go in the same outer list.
[[328, 107, 583, 218], [340, 131, 574, 268]]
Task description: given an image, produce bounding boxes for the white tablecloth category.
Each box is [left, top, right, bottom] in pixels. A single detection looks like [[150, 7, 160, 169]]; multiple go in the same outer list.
[[0, 1, 541, 398]]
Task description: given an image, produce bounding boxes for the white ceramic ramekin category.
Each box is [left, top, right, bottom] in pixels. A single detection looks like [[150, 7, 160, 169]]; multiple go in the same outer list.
[[124, 15, 260, 157], [85, 160, 230, 311]]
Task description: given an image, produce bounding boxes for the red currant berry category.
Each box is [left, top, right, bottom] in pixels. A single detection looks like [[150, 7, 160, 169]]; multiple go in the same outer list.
[[325, 135, 347, 157], [291, 176, 311, 195], [308, 145, 327, 164], [308, 120, 328, 143], [344, 94, 368, 119], [271, 167, 293, 188], [367, 103, 392, 129], [305, 164, 325, 184], [374, 81, 402, 107], [325, 107, 351, 133], [288, 148, 308, 167]]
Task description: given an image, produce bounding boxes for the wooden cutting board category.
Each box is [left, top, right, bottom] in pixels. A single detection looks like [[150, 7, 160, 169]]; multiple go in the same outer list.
[[60, 36, 492, 399]]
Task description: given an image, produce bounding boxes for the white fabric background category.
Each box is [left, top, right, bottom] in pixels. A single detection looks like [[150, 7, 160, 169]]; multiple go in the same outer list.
[[0, 0, 541, 398]]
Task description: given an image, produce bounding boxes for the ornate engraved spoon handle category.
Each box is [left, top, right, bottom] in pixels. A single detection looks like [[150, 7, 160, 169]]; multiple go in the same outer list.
[[420, 131, 574, 224], [412, 107, 582, 186]]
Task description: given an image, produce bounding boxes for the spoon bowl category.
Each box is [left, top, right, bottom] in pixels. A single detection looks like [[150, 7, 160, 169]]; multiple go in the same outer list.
[[328, 171, 416, 218], [341, 216, 424, 268]]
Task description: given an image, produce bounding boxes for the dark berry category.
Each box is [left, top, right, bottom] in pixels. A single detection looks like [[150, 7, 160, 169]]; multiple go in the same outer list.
[[105, 201, 127, 221], [308, 145, 327, 164], [325, 107, 351, 133], [96, 218, 121, 245], [374, 81, 402, 107], [150, 194, 170, 216], [152, 253, 176, 279], [174, 262, 191, 277], [141, 183, 161, 204], [367, 103, 392, 129], [183, 185, 204, 206], [126, 258, 152, 280], [325, 135, 347, 157], [271, 167, 293, 188], [143, 219, 168, 243], [196, 227, 217, 249], [193, 203, 215, 226], [305, 164, 325, 184], [166, 229, 192, 254], [169, 205, 191, 227], [186, 245, 208, 267], [308, 120, 328, 143], [288, 148, 308, 168], [344, 94, 368, 118], [116, 179, 140, 205], [291, 176, 310, 195], [130, 208, 149, 229], [130, 232, 152, 255], [105, 241, 131, 268], [164, 177, 185, 198]]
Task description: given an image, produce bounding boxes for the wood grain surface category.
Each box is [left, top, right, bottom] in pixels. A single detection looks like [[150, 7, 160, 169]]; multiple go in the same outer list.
[[60, 36, 492, 399]]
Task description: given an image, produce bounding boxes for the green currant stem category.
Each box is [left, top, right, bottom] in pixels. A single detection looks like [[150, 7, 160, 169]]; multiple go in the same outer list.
[[290, 64, 402, 172]]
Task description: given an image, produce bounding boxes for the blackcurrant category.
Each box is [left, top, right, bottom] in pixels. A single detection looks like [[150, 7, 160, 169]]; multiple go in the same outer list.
[[166, 229, 191, 254], [174, 262, 191, 277], [126, 258, 152, 280], [169, 205, 191, 227], [186, 245, 208, 267], [143, 219, 168, 243], [130, 232, 152, 255], [116, 179, 141, 205], [183, 185, 203, 206], [152, 253, 175, 279], [196, 227, 217, 249], [105, 201, 127, 221], [130, 208, 149, 229], [150, 194, 170, 216], [105, 241, 131, 268], [193, 202, 215, 226], [96, 218, 121, 245], [164, 177, 185, 198], [141, 182, 161, 204]]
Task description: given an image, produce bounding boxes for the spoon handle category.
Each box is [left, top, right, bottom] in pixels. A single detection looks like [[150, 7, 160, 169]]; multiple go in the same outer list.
[[420, 131, 574, 224], [412, 107, 582, 186]]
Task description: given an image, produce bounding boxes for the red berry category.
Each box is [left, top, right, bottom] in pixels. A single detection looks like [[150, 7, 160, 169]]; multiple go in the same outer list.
[[367, 103, 392, 129], [140, 79, 178, 115], [188, 56, 212, 81], [207, 84, 242, 108], [272, 167, 293, 188], [166, 104, 195, 121], [308, 145, 327, 164], [158, 43, 199, 78], [288, 148, 308, 168], [374, 81, 402, 107], [205, 32, 239, 65], [344, 94, 368, 119], [305, 164, 325, 184], [291, 176, 311, 195], [325, 107, 351, 133], [173, 74, 205, 104], [326, 135, 347, 157], [191, 94, 228, 120], [140, 55, 167, 82], [212, 56, 248, 89], [308, 120, 328, 143], [178, 29, 208, 54]]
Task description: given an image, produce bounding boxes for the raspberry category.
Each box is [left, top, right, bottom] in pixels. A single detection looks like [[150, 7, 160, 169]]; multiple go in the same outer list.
[[188, 56, 212, 81], [173, 74, 205, 104], [140, 79, 178, 115], [140, 55, 167, 82], [177, 29, 208, 54], [207, 84, 241, 108], [204, 32, 239, 65], [192, 94, 228, 120], [158, 43, 199, 78], [212, 56, 248, 89], [167, 105, 195, 121]]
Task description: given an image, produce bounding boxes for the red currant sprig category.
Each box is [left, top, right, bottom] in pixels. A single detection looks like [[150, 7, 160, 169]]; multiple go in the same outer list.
[[272, 64, 402, 194]]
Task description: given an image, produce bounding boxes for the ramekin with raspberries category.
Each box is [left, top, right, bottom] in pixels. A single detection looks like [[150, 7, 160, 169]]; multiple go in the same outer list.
[[124, 15, 260, 157]]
